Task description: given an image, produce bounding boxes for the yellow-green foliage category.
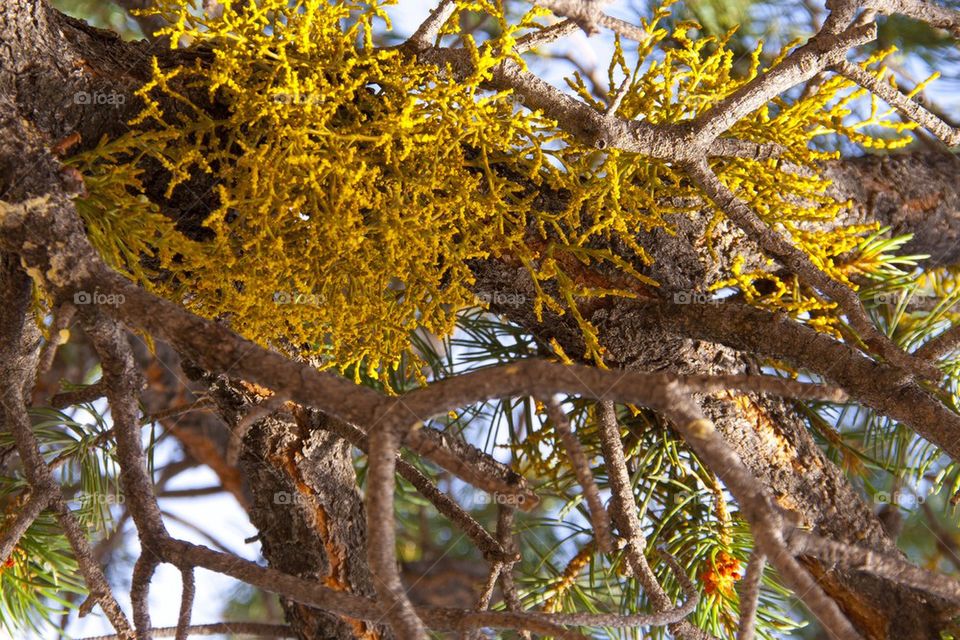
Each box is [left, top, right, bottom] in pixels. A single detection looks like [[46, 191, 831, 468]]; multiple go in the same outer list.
[[70, 0, 918, 378]]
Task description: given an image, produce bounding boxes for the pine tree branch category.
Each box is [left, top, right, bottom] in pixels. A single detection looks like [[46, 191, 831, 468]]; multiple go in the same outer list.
[[305, 409, 513, 562], [682, 157, 939, 381], [407, 0, 457, 50], [131, 555, 160, 637], [867, 0, 960, 36], [544, 398, 614, 553], [790, 529, 960, 604], [735, 551, 766, 640], [834, 59, 960, 146], [0, 258, 134, 639], [175, 568, 195, 640]]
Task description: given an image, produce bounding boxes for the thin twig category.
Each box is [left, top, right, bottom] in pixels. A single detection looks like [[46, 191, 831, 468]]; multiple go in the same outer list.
[[309, 410, 512, 562], [544, 398, 613, 554], [407, 0, 458, 50], [834, 59, 960, 146], [175, 568, 195, 640], [735, 550, 766, 640], [131, 555, 160, 636], [0, 486, 55, 566], [682, 157, 938, 382]]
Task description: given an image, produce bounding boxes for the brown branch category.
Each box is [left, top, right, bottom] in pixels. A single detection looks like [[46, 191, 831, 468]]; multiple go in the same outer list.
[[867, 0, 960, 36], [690, 23, 878, 140], [735, 551, 766, 640], [83, 317, 168, 538], [544, 398, 613, 553], [407, 0, 457, 49], [309, 410, 513, 562], [131, 555, 160, 637], [495, 506, 530, 640], [175, 568, 195, 640], [0, 485, 55, 565], [461, 561, 503, 640], [682, 157, 938, 381], [596, 403, 669, 606], [834, 60, 960, 146], [76, 623, 295, 640], [790, 529, 960, 603], [365, 425, 426, 638]]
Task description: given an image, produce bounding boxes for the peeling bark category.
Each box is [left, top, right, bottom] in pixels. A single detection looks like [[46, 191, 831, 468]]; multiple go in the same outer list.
[[206, 379, 392, 640]]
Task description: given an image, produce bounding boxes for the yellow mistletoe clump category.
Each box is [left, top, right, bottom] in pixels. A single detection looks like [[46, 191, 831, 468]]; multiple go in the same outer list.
[[69, 0, 922, 378]]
